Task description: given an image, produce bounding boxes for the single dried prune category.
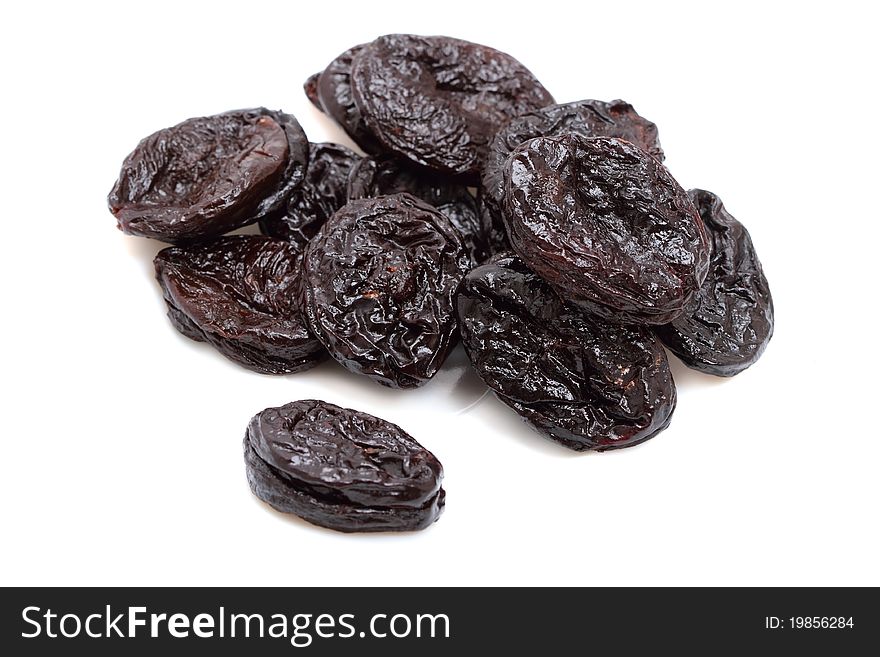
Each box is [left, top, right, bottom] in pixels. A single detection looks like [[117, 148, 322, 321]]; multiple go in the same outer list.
[[314, 45, 384, 154], [260, 142, 361, 250], [347, 155, 488, 263], [458, 254, 676, 451], [480, 99, 664, 249], [504, 135, 710, 324], [244, 400, 445, 533], [299, 194, 469, 388], [109, 108, 308, 243], [656, 189, 774, 376], [350, 34, 554, 179], [154, 235, 325, 374]]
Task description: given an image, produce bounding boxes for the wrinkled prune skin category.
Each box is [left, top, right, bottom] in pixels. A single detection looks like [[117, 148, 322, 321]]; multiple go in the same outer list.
[[656, 189, 774, 376], [299, 194, 470, 388], [109, 110, 296, 243], [154, 236, 325, 374], [260, 142, 361, 250], [248, 109, 310, 222], [314, 45, 384, 154], [458, 254, 676, 451], [244, 400, 445, 532], [480, 99, 664, 250], [477, 188, 511, 256], [504, 135, 710, 324], [347, 155, 488, 263], [350, 34, 554, 179]]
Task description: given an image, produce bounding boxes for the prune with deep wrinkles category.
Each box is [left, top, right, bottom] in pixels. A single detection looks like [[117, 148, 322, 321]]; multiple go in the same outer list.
[[656, 189, 773, 376], [299, 194, 469, 388], [350, 34, 554, 179], [481, 99, 664, 249], [154, 236, 325, 374], [109, 109, 308, 243], [457, 254, 676, 451], [244, 399, 445, 532], [314, 45, 384, 154], [347, 155, 488, 263], [504, 135, 709, 324], [260, 142, 361, 250]]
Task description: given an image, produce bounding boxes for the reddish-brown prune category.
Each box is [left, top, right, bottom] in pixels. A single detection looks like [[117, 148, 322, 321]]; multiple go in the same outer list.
[[347, 155, 489, 263], [480, 99, 664, 251], [504, 135, 710, 324], [259, 142, 361, 250], [656, 189, 774, 376], [313, 45, 384, 154], [154, 235, 325, 374], [303, 72, 323, 110], [109, 108, 308, 243], [244, 399, 445, 533], [299, 194, 469, 388], [457, 254, 676, 451], [350, 34, 554, 179]]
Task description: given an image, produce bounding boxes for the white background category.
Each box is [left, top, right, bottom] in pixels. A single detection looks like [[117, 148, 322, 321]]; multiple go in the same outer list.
[[2, 0, 878, 587]]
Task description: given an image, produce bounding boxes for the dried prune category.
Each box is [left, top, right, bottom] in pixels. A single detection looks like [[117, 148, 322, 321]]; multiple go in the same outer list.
[[154, 235, 325, 374], [109, 108, 308, 243], [457, 254, 676, 451], [480, 99, 664, 249], [347, 155, 488, 263], [259, 142, 361, 250], [504, 134, 710, 324], [299, 193, 469, 388], [314, 45, 384, 154], [656, 189, 774, 376], [350, 34, 554, 179], [244, 400, 445, 533]]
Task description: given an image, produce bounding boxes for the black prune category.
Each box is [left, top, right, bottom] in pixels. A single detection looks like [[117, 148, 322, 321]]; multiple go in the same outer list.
[[244, 399, 445, 533], [109, 108, 308, 243], [350, 34, 554, 179], [314, 45, 384, 154], [299, 193, 469, 388], [154, 235, 325, 374], [259, 142, 361, 250], [457, 254, 676, 451], [504, 134, 710, 324], [480, 99, 664, 249], [347, 155, 488, 263], [656, 189, 774, 376], [303, 72, 323, 110]]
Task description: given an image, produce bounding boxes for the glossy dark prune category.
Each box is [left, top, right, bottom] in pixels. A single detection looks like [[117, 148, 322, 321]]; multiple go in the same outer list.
[[347, 155, 488, 263], [109, 109, 308, 243], [154, 236, 325, 374], [480, 99, 664, 249], [303, 72, 323, 110], [350, 34, 554, 179], [504, 135, 710, 324], [314, 45, 384, 154], [656, 189, 774, 376], [299, 194, 470, 388], [259, 142, 361, 250], [458, 254, 676, 451], [245, 400, 445, 533]]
